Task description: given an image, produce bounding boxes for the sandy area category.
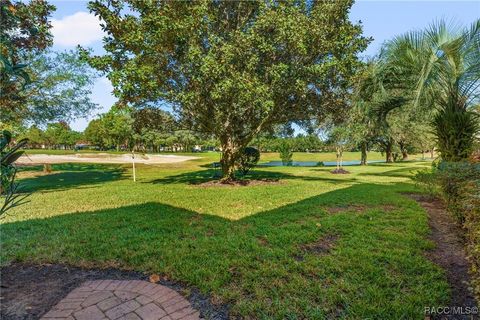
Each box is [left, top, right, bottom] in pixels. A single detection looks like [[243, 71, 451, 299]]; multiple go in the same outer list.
[[17, 153, 199, 165]]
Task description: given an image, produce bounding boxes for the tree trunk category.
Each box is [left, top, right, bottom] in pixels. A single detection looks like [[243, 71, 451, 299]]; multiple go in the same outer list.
[[422, 150, 425, 160], [360, 142, 367, 165], [399, 141, 408, 160], [430, 149, 434, 159], [339, 149, 343, 168], [385, 140, 394, 163], [220, 139, 237, 182], [336, 146, 341, 170]]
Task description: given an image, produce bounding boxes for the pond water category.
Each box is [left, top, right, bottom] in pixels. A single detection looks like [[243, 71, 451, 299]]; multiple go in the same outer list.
[[259, 160, 385, 167]]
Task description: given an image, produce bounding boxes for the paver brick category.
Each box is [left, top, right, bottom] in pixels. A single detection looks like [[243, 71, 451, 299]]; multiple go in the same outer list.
[[132, 281, 150, 293], [74, 305, 105, 320], [115, 280, 131, 291], [97, 296, 123, 311], [105, 280, 124, 291], [41, 280, 199, 320], [81, 291, 114, 307], [152, 291, 178, 304], [105, 300, 141, 320], [99, 280, 117, 290], [114, 290, 139, 302], [66, 290, 93, 299], [167, 307, 196, 320], [135, 302, 167, 320], [136, 295, 153, 305], [141, 285, 161, 296], [118, 312, 142, 320], [161, 296, 184, 308], [164, 300, 190, 314]]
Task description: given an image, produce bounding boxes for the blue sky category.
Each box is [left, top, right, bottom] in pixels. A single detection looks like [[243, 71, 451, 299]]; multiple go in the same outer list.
[[47, 1, 480, 131]]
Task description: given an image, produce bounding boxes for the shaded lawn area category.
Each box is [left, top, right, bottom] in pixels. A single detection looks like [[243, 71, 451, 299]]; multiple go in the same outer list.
[[1, 158, 448, 318]]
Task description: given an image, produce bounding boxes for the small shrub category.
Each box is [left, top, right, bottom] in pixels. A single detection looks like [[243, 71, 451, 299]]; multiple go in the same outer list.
[[278, 141, 293, 166], [436, 161, 480, 223], [1, 130, 29, 215], [412, 168, 440, 198], [316, 161, 325, 167], [236, 147, 260, 176], [462, 179, 480, 300], [43, 164, 52, 173], [418, 160, 480, 301]]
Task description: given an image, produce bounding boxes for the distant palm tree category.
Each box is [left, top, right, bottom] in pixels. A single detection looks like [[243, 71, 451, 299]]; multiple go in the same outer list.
[[383, 19, 480, 161]]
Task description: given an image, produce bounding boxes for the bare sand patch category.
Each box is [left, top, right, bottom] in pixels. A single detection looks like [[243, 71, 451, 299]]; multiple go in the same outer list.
[[17, 153, 199, 165]]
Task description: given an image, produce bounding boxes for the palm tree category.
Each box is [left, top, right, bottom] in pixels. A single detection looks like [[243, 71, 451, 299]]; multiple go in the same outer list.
[[354, 60, 410, 163], [383, 20, 480, 161]]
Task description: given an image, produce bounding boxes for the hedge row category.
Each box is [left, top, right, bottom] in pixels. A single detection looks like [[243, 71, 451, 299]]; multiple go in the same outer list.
[[414, 161, 480, 300]]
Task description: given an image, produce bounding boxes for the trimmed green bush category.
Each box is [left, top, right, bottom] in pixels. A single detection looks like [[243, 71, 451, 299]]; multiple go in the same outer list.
[[236, 147, 260, 176], [462, 179, 480, 300], [414, 160, 480, 301], [278, 141, 293, 166], [436, 161, 480, 223]]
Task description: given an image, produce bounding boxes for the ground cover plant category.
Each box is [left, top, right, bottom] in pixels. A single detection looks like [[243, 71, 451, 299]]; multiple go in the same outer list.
[[0, 153, 451, 318]]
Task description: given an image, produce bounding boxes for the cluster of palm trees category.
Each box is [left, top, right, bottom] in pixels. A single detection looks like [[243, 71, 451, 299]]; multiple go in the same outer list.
[[359, 19, 479, 162]]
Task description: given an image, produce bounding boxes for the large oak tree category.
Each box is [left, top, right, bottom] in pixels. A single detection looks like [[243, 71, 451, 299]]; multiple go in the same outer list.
[[87, 0, 368, 180]]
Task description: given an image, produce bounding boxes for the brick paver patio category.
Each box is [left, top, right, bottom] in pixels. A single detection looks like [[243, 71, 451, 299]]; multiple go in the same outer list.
[[40, 280, 202, 320]]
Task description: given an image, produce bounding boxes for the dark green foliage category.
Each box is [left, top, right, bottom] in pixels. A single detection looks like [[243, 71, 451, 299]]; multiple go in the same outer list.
[[85, 0, 369, 180], [236, 146, 260, 176], [436, 161, 480, 300], [278, 140, 293, 166], [132, 107, 176, 134], [412, 167, 440, 197], [436, 161, 480, 222], [462, 178, 480, 300], [1, 0, 55, 123], [381, 20, 480, 161], [253, 135, 324, 153], [433, 96, 479, 162], [0, 130, 29, 215], [413, 160, 480, 300], [18, 49, 98, 125]]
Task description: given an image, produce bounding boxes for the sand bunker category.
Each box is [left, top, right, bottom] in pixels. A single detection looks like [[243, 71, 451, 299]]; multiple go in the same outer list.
[[17, 153, 199, 165]]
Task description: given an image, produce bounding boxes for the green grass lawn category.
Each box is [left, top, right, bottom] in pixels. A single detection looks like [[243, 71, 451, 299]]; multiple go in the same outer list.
[[1, 153, 447, 318]]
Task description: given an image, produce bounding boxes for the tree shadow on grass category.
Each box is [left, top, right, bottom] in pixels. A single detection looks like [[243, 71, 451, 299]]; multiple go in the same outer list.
[[146, 168, 358, 185], [357, 166, 418, 178], [0, 181, 446, 318], [19, 164, 126, 193]]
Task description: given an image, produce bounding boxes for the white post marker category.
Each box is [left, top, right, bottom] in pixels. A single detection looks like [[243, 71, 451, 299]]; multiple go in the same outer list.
[[132, 150, 136, 182]]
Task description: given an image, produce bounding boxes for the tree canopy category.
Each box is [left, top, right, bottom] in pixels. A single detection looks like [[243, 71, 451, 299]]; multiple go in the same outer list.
[[2, 49, 99, 124], [86, 0, 369, 180], [1, 0, 55, 122], [1, 1, 98, 126]]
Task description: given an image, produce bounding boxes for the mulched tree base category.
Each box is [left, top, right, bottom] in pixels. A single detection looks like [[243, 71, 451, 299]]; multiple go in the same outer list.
[[195, 178, 281, 187], [330, 168, 350, 174]]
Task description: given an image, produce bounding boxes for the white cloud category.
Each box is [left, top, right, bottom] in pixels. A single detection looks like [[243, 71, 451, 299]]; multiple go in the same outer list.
[[52, 12, 105, 47]]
